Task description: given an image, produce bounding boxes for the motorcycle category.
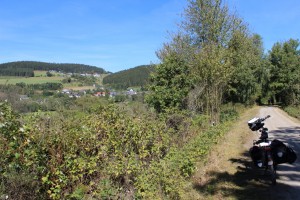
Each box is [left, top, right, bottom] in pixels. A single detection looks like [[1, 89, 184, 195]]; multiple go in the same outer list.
[[248, 115, 297, 185], [248, 115, 277, 185]]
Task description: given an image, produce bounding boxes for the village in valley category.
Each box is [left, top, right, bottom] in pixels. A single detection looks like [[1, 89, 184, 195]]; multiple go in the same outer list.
[[18, 70, 139, 101]]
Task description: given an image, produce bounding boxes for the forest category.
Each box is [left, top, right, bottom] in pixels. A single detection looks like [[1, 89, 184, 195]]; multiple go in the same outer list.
[[0, 61, 106, 77], [103, 65, 155, 90], [1, 0, 300, 199]]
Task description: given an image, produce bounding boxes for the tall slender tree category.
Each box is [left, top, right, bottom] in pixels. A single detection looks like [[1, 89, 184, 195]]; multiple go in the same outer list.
[[148, 0, 264, 122], [182, 0, 247, 121]]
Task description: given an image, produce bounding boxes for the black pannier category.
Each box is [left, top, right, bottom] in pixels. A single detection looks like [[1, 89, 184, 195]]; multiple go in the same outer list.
[[286, 146, 297, 164], [249, 146, 264, 167], [271, 139, 297, 164], [271, 139, 288, 164]]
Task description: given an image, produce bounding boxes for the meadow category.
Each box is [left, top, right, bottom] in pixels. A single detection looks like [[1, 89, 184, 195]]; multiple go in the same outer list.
[[0, 71, 109, 91], [0, 70, 63, 85], [0, 76, 64, 85]]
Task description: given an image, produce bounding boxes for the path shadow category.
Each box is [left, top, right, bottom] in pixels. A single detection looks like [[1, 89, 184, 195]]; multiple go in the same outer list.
[[193, 150, 299, 200], [269, 127, 300, 148]]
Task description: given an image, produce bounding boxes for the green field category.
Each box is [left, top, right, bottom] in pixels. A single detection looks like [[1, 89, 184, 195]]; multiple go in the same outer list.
[[34, 70, 48, 77], [0, 76, 64, 85], [0, 71, 109, 90]]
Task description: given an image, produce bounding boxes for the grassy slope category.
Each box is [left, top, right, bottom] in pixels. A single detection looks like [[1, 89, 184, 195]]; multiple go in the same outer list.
[[0, 70, 63, 84], [0, 76, 64, 84], [0, 71, 109, 90], [183, 106, 277, 200]]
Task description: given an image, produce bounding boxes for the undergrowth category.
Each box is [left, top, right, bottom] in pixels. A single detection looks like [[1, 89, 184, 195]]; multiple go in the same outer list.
[[0, 101, 241, 199], [283, 105, 300, 119]]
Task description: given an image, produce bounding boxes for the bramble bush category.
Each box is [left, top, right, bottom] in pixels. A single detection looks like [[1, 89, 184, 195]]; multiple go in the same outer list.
[[0, 102, 174, 199], [0, 101, 238, 199]]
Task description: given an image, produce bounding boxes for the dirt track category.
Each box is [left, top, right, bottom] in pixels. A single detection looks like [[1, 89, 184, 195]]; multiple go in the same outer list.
[[189, 106, 300, 200], [259, 106, 300, 200]]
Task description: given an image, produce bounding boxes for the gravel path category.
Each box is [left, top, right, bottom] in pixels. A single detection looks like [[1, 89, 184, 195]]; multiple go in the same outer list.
[[188, 106, 299, 199], [258, 106, 300, 200]]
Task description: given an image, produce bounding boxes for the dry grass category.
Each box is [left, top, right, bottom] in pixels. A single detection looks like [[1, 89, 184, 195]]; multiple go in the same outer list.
[[182, 106, 278, 200]]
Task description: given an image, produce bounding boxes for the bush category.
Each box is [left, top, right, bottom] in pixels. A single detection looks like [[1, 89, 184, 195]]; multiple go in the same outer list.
[[284, 106, 300, 119], [0, 100, 240, 199], [220, 108, 238, 122], [114, 94, 127, 102], [0, 102, 175, 199], [191, 114, 210, 129], [219, 104, 241, 123]]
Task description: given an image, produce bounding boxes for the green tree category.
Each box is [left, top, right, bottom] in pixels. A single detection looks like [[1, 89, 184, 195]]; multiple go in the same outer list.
[[146, 52, 192, 113], [46, 71, 54, 77], [226, 32, 264, 104], [182, 0, 247, 121], [182, 0, 243, 47], [268, 39, 300, 105], [148, 0, 253, 122]]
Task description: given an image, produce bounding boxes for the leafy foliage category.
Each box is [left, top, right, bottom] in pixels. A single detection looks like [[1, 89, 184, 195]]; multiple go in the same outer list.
[[16, 82, 63, 91], [268, 39, 300, 105], [149, 0, 250, 122], [146, 53, 193, 113], [0, 99, 239, 199], [284, 105, 300, 119], [226, 33, 264, 105], [0, 102, 169, 199]]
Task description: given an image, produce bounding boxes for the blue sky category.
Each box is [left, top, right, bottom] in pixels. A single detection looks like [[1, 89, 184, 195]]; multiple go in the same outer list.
[[228, 0, 300, 53], [0, 0, 299, 72]]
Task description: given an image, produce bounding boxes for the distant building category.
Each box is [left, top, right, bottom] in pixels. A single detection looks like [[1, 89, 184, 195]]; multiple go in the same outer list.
[[127, 89, 137, 95], [94, 91, 106, 97], [62, 89, 71, 94]]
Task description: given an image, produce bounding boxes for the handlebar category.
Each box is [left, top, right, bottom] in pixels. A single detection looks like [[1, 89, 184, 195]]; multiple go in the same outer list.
[[255, 115, 271, 123], [248, 115, 271, 131], [263, 115, 271, 121]]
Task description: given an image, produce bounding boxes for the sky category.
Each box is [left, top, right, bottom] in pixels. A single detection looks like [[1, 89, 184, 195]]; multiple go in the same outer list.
[[0, 0, 299, 73]]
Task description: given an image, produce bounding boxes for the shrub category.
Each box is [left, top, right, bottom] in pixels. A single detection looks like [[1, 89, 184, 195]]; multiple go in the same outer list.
[[284, 106, 300, 119], [0, 100, 239, 199]]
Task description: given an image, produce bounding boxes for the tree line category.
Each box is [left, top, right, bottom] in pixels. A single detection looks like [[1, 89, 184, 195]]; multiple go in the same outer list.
[[146, 0, 300, 122], [103, 65, 155, 89], [0, 61, 107, 77], [16, 82, 63, 91], [0, 67, 34, 77]]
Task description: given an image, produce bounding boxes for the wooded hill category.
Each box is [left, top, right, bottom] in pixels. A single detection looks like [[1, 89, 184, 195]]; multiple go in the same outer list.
[[103, 65, 155, 89], [0, 61, 106, 77]]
